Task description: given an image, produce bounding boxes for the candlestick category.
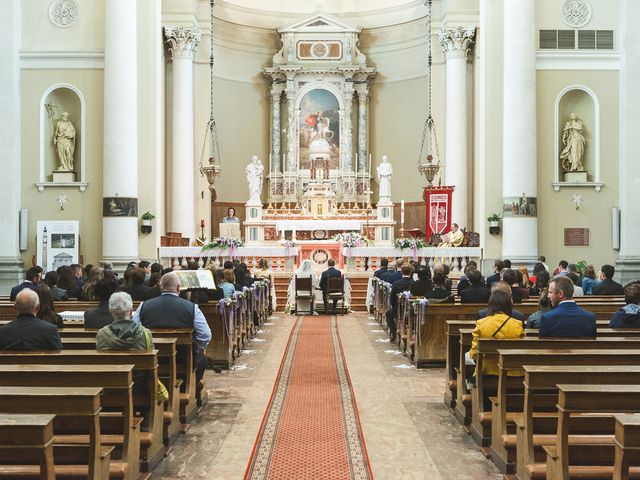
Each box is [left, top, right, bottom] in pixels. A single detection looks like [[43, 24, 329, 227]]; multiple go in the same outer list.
[[368, 154, 372, 178], [200, 219, 205, 228], [400, 199, 405, 224]]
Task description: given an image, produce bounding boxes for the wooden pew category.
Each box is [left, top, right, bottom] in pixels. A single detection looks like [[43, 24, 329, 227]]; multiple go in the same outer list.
[[0, 365, 139, 480], [512, 364, 640, 480], [200, 301, 235, 369], [58, 336, 182, 448], [0, 414, 55, 480], [614, 415, 640, 480], [0, 386, 110, 480], [470, 336, 640, 448], [0, 350, 163, 472], [544, 384, 640, 480]]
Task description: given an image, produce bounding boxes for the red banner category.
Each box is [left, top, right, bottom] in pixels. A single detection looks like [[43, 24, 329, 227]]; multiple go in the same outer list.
[[423, 186, 454, 242]]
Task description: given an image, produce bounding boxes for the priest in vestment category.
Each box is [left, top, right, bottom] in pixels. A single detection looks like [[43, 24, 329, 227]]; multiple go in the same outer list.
[[438, 223, 464, 247]]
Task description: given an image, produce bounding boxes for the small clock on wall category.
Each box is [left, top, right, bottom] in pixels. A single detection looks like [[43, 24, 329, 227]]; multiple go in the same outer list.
[[312, 229, 328, 240]]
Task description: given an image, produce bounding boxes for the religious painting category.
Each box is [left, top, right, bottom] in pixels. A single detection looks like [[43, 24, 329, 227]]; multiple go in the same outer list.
[[299, 89, 340, 170], [102, 197, 138, 217], [503, 195, 537, 217]]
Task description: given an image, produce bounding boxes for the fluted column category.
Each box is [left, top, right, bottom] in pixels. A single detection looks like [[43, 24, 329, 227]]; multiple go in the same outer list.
[[616, 0, 640, 282], [356, 84, 369, 173], [102, 0, 139, 266], [270, 84, 283, 174], [0, 0, 24, 292], [165, 25, 200, 241], [439, 27, 475, 230], [502, 0, 538, 263]]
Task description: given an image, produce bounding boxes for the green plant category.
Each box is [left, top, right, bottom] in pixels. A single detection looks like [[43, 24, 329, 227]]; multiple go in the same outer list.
[[487, 213, 501, 222], [141, 212, 155, 221]]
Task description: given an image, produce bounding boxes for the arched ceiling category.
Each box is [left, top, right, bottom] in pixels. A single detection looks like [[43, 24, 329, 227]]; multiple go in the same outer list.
[[220, 0, 420, 15]]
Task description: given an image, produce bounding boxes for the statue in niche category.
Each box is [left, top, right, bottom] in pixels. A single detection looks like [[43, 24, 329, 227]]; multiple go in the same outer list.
[[53, 112, 76, 172], [246, 155, 264, 205], [560, 113, 586, 172], [376, 155, 393, 205]]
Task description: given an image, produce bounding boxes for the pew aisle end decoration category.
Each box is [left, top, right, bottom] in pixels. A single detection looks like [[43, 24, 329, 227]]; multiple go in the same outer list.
[[411, 296, 429, 316], [333, 232, 371, 257], [394, 237, 428, 260], [202, 237, 245, 258]]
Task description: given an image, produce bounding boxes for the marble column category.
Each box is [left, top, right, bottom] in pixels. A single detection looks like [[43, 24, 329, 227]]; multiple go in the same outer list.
[[616, 0, 640, 282], [439, 27, 475, 230], [164, 25, 200, 241], [356, 84, 369, 173], [501, 0, 538, 263], [284, 76, 297, 173], [342, 85, 354, 173], [0, 0, 24, 292], [270, 84, 283, 174], [102, 0, 139, 267]]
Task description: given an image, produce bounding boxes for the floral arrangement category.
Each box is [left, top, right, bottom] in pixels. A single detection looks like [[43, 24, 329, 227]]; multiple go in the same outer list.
[[202, 237, 244, 251], [393, 237, 427, 250], [283, 240, 297, 248], [333, 232, 370, 248]]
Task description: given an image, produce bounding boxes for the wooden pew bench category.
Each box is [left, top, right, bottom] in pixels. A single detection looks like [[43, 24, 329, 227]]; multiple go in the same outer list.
[[0, 386, 111, 480], [0, 365, 140, 480], [0, 414, 56, 480], [0, 350, 163, 472], [200, 302, 235, 370], [543, 384, 640, 480], [614, 415, 640, 480]]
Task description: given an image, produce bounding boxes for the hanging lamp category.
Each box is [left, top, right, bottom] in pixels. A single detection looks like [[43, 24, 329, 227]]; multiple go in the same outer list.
[[199, 0, 222, 193], [417, 0, 442, 187]]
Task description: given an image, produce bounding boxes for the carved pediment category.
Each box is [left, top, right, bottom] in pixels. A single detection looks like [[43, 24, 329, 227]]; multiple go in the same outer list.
[[278, 12, 361, 34]]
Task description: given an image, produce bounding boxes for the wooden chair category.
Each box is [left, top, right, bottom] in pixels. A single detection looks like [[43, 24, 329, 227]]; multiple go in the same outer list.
[[326, 276, 345, 315], [294, 276, 315, 315]]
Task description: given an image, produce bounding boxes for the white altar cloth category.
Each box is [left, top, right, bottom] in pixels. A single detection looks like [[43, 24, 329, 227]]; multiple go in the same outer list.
[[275, 219, 362, 231], [341, 246, 482, 258], [159, 246, 298, 258]]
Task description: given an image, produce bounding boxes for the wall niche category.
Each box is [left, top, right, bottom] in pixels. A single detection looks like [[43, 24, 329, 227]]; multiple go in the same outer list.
[[553, 85, 602, 191], [38, 84, 87, 191]]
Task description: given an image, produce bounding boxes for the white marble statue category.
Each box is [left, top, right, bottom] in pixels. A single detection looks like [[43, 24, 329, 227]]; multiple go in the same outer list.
[[53, 112, 76, 172], [246, 155, 264, 205], [560, 113, 586, 172], [377, 155, 393, 205]]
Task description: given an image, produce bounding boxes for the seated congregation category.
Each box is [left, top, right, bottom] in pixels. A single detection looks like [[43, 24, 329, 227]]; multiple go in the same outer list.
[[371, 255, 640, 480]]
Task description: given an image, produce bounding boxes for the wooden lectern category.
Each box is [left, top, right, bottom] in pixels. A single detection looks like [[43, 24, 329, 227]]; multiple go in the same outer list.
[[406, 228, 426, 239], [219, 223, 241, 239]]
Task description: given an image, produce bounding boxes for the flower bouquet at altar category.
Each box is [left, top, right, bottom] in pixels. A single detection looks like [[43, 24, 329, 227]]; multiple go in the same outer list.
[[332, 232, 370, 248], [393, 238, 427, 250], [202, 236, 245, 256]]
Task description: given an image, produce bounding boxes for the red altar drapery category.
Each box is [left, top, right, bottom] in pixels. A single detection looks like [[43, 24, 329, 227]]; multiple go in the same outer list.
[[423, 186, 454, 242]]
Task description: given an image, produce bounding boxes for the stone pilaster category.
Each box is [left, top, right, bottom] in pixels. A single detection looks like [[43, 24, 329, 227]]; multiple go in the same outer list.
[[356, 84, 369, 173]]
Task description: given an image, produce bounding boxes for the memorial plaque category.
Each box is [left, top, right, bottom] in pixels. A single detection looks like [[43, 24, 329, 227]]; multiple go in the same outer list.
[[564, 228, 590, 246]]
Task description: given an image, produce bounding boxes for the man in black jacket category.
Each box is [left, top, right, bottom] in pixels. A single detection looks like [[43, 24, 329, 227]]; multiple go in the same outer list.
[[592, 264, 625, 295], [460, 269, 490, 303], [485, 260, 504, 289], [0, 289, 62, 350], [320, 259, 343, 314], [373, 258, 389, 280], [386, 264, 414, 342], [9, 267, 41, 301]]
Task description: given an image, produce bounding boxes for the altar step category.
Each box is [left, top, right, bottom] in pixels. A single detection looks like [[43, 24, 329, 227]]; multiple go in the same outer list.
[[272, 275, 370, 312]]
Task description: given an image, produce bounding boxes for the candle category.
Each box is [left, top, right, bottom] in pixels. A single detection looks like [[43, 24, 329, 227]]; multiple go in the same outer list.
[[401, 200, 405, 224], [200, 219, 205, 228], [355, 153, 358, 172], [368, 154, 372, 178]]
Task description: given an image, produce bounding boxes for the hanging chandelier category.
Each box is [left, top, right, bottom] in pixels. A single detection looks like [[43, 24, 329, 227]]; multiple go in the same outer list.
[[199, 0, 222, 192], [417, 0, 441, 187]]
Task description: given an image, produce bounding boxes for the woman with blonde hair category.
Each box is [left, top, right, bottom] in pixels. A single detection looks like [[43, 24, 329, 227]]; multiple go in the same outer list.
[[518, 265, 531, 289], [79, 266, 105, 301], [253, 258, 276, 309]]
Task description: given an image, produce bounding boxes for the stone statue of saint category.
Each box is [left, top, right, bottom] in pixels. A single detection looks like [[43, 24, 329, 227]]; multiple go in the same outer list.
[[560, 113, 586, 172], [53, 112, 76, 172], [377, 155, 393, 205], [246, 155, 264, 205]]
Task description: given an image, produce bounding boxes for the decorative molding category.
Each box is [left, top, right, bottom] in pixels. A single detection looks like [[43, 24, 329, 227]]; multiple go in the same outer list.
[[49, 0, 78, 29], [438, 27, 475, 60], [20, 50, 104, 70], [562, 0, 592, 29], [536, 51, 620, 71], [164, 25, 201, 59], [552, 182, 603, 192], [36, 182, 88, 192]]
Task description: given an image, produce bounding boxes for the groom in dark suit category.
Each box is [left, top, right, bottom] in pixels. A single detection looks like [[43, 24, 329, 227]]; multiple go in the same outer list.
[[539, 275, 596, 337], [320, 259, 342, 314]]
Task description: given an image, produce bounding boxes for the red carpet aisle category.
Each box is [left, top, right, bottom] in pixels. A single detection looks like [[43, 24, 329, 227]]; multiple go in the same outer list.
[[244, 315, 373, 480]]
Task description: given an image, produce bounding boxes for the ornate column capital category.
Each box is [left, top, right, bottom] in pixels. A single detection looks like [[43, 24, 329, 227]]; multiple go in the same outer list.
[[439, 27, 475, 60], [270, 83, 285, 100], [164, 25, 201, 59]]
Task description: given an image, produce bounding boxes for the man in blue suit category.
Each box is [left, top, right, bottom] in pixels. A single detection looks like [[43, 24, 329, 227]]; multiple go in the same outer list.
[[539, 275, 596, 337], [9, 267, 42, 301], [319, 259, 343, 314]]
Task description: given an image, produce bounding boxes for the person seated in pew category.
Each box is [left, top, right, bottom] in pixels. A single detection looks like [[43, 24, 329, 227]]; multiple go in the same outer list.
[[42, 270, 68, 300], [385, 264, 414, 342], [220, 269, 237, 298], [234, 262, 254, 289], [381, 258, 403, 284], [57, 265, 81, 299], [96, 292, 153, 351], [84, 277, 118, 329], [539, 275, 596, 337], [581, 264, 600, 295], [477, 281, 525, 320], [35, 284, 63, 329], [526, 288, 552, 328], [373, 258, 389, 280], [566, 271, 584, 296], [132, 272, 212, 384], [592, 263, 625, 295], [0, 289, 62, 351], [609, 283, 640, 329], [9, 266, 41, 301], [456, 262, 480, 294], [501, 268, 523, 303], [410, 266, 432, 297], [207, 268, 227, 301], [119, 267, 151, 301], [528, 269, 549, 296], [425, 271, 455, 304], [460, 268, 491, 304], [253, 257, 276, 310]]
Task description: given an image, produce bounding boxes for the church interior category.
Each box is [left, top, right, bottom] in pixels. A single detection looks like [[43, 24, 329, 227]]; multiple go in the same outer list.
[[1, 0, 640, 478]]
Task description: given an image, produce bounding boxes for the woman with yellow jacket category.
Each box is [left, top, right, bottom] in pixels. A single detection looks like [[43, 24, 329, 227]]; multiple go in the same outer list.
[[469, 290, 524, 377]]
